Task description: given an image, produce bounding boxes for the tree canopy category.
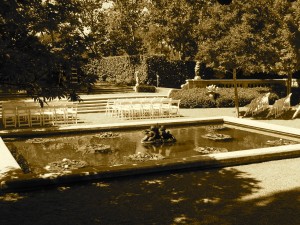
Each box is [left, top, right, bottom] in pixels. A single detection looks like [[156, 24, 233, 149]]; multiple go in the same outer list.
[[1, 0, 300, 101], [195, 0, 300, 77], [0, 0, 98, 102]]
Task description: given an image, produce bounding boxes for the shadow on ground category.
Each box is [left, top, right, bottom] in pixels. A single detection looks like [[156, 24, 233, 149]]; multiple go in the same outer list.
[[0, 167, 299, 225]]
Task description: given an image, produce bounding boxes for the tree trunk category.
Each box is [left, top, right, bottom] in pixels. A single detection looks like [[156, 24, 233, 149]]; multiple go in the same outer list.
[[233, 68, 239, 118], [287, 73, 292, 95]]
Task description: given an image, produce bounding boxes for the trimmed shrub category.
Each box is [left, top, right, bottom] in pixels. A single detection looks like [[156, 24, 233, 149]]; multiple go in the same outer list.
[[85, 55, 195, 88], [147, 57, 195, 88], [135, 85, 156, 93], [169, 88, 216, 108], [169, 87, 279, 108]]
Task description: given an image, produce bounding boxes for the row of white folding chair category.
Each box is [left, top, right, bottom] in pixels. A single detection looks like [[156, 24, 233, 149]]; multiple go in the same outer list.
[[2, 101, 77, 128], [142, 98, 180, 118], [45, 102, 78, 125], [132, 98, 179, 119], [106, 98, 157, 119], [106, 98, 180, 119]]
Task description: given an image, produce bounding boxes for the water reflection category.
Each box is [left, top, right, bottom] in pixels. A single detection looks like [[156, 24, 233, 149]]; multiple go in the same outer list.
[[4, 125, 295, 174]]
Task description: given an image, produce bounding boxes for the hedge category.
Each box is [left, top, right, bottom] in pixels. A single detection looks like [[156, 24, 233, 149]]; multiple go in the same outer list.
[[84, 54, 291, 90], [84, 55, 196, 88], [169, 87, 279, 108], [135, 85, 156, 93]]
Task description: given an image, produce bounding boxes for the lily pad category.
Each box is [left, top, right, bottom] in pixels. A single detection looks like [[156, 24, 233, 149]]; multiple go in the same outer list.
[[126, 152, 165, 162], [93, 132, 120, 139], [45, 158, 87, 172], [266, 139, 298, 146], [76, 144, 112, 154], [194, 146, 228, 154], [202, 133, 232, 141]]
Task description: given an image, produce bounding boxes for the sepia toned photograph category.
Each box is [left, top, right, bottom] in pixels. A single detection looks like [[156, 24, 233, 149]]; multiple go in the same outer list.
[[0, 0, 300, 224]]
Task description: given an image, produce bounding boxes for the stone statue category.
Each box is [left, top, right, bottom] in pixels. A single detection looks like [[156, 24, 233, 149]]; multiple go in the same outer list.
[[135, 71, 140, 86], [134, 71, 140, 92], [194, 61, 201, 80]]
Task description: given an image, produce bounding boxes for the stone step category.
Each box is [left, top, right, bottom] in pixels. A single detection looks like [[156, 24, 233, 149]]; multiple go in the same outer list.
[[77, 95, 167, 114], [0, 95, 169, 116]]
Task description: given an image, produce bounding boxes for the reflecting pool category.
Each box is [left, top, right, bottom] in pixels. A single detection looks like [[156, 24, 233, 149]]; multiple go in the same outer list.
[[4, 124, 297, 174]]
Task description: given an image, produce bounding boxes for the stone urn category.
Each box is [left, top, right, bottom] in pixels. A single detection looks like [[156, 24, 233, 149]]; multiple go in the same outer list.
[[207, 91, 216, 100], [194, 75, 202, 80]]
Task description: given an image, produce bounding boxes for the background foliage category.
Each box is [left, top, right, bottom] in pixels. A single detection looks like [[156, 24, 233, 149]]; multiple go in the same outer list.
[[169, 87, 280, 108], [1, 0, 300, 101], [85, 55, 196, 88]]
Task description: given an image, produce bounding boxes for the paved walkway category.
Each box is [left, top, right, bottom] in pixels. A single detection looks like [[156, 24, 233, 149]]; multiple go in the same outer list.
[[77, 86, 300, 128], [77, 106, 300, 129]]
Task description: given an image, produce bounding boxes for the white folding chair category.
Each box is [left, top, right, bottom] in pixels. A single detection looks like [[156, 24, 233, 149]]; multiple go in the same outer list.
[[16, 104, 30, 127], [151, 98, 164, 118], [41, 105, 55, 126], [27, 102, 43, 127], [131, 99, 143, 119], [65, 102, 78, 124], [105, 99, 118, 117], [2, 102, 17, 128], [169, 99, 181, 117], [140, 98, 153, 119], [51, 101, 67, 124], [110, 99, 121, 118], [160, 98, 172, 118], [118, 99, 133, 119]]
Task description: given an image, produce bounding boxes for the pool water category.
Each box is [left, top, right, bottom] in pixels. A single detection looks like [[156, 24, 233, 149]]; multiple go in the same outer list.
[[4, 124, 295, 174]]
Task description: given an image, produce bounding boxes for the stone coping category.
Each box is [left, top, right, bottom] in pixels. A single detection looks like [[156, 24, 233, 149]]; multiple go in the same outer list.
[[0, 116, 299, 139], [0, 117, 224, 138], [223, 116, 300, 139], [1, 116, 300, 192], [0, 138, 21, 177]]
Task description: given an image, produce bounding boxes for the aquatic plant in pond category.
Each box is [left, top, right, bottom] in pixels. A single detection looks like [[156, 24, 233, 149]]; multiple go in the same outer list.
[[202, 133, 232, 141], [126, 152, 165, 162], [194, 147, 228, 154], [265, 139, 298, 146], [76, 144, 113, 155], [4, 124, 299, 175], [44, 158, 87, 173]]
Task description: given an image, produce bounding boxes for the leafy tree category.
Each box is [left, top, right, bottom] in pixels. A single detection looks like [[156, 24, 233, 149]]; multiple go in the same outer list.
[[195, 0, 300, 116], [102, 0, 148, 56], [146, 0, 205, 60], [76, 0, 109, 58], [0, 0, 98, 103]]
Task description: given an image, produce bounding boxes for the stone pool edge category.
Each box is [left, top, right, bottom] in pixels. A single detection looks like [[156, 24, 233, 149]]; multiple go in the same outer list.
[[1, 116, 300, 192]]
